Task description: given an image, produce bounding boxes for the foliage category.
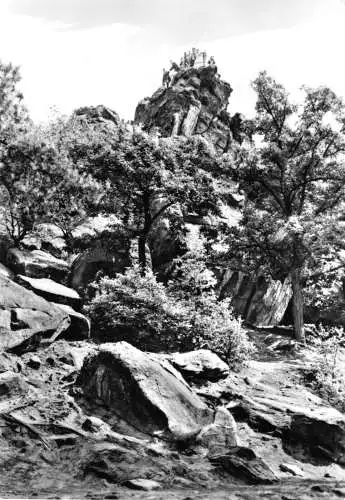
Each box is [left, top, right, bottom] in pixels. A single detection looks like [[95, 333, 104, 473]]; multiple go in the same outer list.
[[0, 60, 29, 151], [305, 326, 345, 412], [86, 263, 254, 368], [0, 123, 104, 245], [224, 71, 345, 341], [61, 120, 226, 273]]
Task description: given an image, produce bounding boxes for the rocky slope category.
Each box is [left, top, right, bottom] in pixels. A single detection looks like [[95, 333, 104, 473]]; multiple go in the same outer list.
[[1, 330, 345, 499], [0, 239, 344, 498]]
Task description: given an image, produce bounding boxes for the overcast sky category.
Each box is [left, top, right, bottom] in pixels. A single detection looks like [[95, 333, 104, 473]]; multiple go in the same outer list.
[[1, 0, 345, 122]]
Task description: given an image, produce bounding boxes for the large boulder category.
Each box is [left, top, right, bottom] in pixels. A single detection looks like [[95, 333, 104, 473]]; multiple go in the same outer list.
[[0, 275, 70, 352], [78, 342, 213, 440], [168, 349, 229, 382], [6, 248, 69, 283], [18, 275, 81, 309], [70, 242, 130, 291]]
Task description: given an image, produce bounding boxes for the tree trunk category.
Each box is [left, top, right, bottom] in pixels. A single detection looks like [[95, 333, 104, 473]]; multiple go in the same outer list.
[[138, 234, 147, 276], [291, 268, 305, 343]]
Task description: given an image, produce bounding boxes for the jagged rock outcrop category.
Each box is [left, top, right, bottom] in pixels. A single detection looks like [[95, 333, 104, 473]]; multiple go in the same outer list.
[[218, 270, 292, 327], [135, 65, 238, 153], [78, 341, 213, 440]]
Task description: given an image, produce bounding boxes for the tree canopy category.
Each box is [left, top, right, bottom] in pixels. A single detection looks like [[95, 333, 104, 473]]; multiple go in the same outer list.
[[225, 71, 345, 341]]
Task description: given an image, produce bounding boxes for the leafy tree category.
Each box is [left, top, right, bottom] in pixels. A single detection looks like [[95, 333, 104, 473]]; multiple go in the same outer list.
[[225, 72, 345, 342], [72, 122, 224, 274], [0, 60, 30, 237], [0, 123, 104, 246], [0, 60, 29, 151]]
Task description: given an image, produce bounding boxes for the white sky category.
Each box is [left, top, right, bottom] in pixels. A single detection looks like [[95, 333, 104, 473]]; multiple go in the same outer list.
[[1, 0, 345, 122]]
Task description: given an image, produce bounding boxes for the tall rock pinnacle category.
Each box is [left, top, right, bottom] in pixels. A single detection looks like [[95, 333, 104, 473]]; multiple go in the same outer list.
[[134, 49, 244, 152]]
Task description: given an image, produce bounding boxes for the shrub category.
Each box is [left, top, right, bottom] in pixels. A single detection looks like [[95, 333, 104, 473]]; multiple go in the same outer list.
[[304, 325, 345, 412], [85, 265, 254, 368]]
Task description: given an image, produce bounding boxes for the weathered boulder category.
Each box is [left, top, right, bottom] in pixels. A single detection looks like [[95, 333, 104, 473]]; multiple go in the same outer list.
[[18, 275, 81, 309], [70, 242, 130, 291], [168, 349, 229, 382], [218, 269, 292, 327], [7, 248, 69, 283], [78, 342, 213, 440], [210, 447, 278, 484], [51, 303, 90, 340], [0, 275, 70, 351], [135, 65, 234, 153], [197, 407, 238, 455]]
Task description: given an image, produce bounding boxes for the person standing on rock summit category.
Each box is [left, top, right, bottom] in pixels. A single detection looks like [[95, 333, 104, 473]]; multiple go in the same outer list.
[[162, 68, 170, 88], [169, 61, 179, 86]]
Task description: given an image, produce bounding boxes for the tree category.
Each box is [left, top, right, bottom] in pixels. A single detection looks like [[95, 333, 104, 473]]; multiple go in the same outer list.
[[76, 123, 223, 274], [0, 60, 29, 151], [0, 60, 31, 238], [225, 71, 345, 342], [0, 122, 105, 246]]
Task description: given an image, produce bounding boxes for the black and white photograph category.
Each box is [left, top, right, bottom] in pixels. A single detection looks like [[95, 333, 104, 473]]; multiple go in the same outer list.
[[1, 1, 345, 498]]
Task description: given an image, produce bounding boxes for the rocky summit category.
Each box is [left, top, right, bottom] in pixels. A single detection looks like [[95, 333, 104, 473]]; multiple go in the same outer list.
[[135, 58, 245, 153]]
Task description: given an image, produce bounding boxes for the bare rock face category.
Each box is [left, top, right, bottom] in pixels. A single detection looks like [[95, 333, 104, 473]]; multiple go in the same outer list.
[[218, 270, 292, 327], [17, 275, 81, 309], [77, 341, 213, 440], [70, 241, 130, 291], [168, 349, 230, 382], [135, 65, 234, 153], [0, 275, 70, 352], [6, 248, 69, 283]]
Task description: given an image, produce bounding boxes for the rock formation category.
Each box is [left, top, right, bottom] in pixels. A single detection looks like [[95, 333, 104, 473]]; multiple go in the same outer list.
[[135, 55, 245, 153], [0, 275, 70, 351], [73, 105, 120, 128], [218, 270, 293, 327], [78, 341, 213, 440]]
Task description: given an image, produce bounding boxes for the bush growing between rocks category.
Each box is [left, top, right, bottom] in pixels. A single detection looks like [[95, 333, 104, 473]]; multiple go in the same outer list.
[[85, 265, 254, 368], [305, 325, 345, 412]]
